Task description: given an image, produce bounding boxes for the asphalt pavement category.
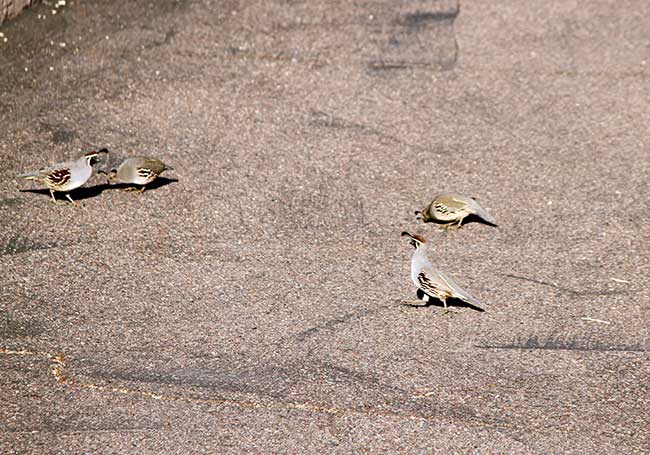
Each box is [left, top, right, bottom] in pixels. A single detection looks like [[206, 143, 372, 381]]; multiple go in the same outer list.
[[1, 0, 649, 453]]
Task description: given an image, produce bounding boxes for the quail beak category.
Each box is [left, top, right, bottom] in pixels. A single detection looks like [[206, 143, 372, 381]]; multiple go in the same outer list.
[[97, 169, 115, 184], [92, 149, 110, 165], [401, 231, 415, 248]]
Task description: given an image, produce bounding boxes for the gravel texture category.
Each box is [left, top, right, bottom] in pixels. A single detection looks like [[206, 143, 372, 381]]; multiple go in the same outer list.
[[1, 1, 649, 453]]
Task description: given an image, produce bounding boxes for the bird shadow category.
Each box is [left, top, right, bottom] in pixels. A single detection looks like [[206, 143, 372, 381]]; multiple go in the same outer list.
[[19, 185, 107, 202], [463, 213, 497, 227], [18, 177, 178, 202], [103, 177, 179, 192], [402, 289, 485, 312], [423, 213, 498, 229]]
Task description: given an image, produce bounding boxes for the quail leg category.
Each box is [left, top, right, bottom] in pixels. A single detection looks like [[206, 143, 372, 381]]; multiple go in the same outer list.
[[436, 299, 453, 315], [443, 218, 465, 230], [49, 189, 57, 204], [65, 194, 78, 206]]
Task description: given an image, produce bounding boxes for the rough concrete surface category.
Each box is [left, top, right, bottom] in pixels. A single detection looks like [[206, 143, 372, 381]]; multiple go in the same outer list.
[[1, 0, 649, 453]]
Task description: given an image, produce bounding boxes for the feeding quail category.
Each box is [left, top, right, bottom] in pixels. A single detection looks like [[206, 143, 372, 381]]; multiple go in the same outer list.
[[401, 231, 485, 312], [415, 193, 496, 228], [17, 149, 109, 204], [103, 156, 172, 192]]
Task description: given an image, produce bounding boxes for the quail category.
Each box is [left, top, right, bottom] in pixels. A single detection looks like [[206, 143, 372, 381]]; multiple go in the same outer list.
[[401, 231, 485, 312], [103, 156, 172, 192], [415, 193, 496, 228], [18, 149, 109, 204]]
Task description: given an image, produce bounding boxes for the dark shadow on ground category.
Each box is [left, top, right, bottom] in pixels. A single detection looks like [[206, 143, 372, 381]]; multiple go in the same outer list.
[[477, 334, 646, 353], [402, 289, 485, 312], [421, 213, 498, 229], [104, 177, 179, 193], [18, 177, 178, 202], [19, 185, 108, 202]]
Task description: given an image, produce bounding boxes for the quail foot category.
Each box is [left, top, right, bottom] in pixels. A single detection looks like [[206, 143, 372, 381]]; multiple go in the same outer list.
[[415, 193, 496, 229], [103, 156, 172, 192], [401, 231, 485, 313], [18, 149, 109, 204]]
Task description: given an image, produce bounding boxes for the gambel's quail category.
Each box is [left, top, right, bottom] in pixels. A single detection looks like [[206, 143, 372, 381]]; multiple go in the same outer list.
[[18, 149, 109, 204], [415, 193, 496, 228], [401, 231, 485, 312], [104, 156, 172, 192]]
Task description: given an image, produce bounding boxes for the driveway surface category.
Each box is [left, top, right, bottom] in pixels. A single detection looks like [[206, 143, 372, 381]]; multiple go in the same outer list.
[[1, 1, 649, 453]]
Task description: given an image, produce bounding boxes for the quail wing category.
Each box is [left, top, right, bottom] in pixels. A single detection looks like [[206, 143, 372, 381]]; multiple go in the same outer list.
[[417, 268, 484, 310]]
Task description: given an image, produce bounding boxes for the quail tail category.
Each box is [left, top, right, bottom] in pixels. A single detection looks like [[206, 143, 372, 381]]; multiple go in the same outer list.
[[470, 201, 497, 226], [459, 292, 485, 312]]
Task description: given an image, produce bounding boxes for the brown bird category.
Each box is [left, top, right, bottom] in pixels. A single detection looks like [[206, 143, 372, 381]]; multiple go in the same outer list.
[[104, 156, 172, 192], [415, 193, 496, 228]]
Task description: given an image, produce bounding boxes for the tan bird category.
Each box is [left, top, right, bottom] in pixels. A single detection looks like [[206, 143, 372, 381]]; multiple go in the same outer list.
[[104, 156, 172, 192], [415, 193, 496, 228], [401, 231, 485, 312]]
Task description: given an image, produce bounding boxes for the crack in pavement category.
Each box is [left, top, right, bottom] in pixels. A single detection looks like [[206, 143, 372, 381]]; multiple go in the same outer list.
[[502, 273, 637, 297], [1, 347, 519, 434]]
